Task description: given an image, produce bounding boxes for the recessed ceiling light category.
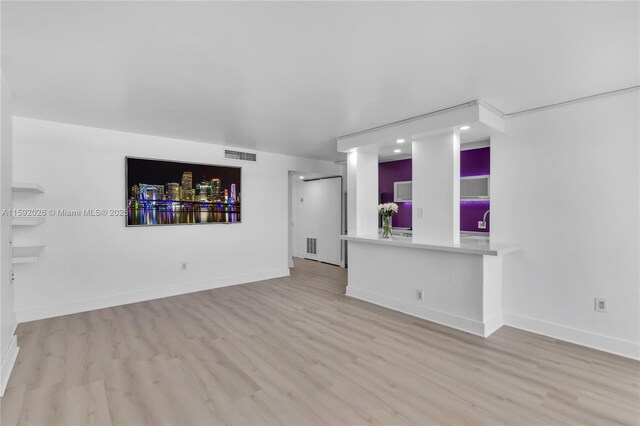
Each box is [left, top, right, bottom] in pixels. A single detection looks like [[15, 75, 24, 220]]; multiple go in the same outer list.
[[394, 149, 401, 153], [396, 139, 405, 144], [459, 125, 470, 131], [299, 176, 304, 179]]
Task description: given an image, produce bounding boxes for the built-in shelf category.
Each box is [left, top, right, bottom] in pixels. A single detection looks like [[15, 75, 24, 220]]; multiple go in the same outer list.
[[12, 245, 45, 264], [12, 182, 45, 193], [11, 183, 46, 265], [12, 217, 45, 226], [460, 175, 489, 199]]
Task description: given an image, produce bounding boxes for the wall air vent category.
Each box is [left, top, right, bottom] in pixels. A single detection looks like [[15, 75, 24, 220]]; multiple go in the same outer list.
[[306, 238, 317, 255], [224, 150, 257, 162]]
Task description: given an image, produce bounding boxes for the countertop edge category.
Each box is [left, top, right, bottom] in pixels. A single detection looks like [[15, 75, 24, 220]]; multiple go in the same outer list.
[[340, 235, 522, 256]]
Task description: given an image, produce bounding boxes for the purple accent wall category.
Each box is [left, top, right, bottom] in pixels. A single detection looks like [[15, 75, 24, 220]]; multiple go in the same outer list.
[[461, 146, 490, 177], [460, 147, 490, 232], [378, 146, 490, 232], [378, 159, 412, 228], [460, 200, 490, 232]]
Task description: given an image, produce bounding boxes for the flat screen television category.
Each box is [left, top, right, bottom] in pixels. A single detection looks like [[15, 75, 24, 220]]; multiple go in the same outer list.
[[126, 157, 241, 226]]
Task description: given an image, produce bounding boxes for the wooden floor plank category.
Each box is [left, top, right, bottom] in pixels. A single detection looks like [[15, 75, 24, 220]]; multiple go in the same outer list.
[[2, 258, 638, 425]]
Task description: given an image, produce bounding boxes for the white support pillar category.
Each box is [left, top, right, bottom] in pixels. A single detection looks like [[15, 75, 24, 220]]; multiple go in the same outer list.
[[412, 131, 460, 245], [346, 151, 378, 237], [482, 255, 503, 337]]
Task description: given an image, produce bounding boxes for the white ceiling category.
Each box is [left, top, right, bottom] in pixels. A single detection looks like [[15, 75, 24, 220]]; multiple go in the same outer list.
[[2, 1, 638, 161]]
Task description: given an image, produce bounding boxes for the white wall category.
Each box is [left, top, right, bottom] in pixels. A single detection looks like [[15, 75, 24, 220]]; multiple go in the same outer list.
[[291, 177, 305, 259], [492, 90, 640, 359], [412, 131, 460, 245], [12, 117, 342, 322], [0, 72, 18, 394], [288, 173, 295, 267], [347, 151, 378, 237]]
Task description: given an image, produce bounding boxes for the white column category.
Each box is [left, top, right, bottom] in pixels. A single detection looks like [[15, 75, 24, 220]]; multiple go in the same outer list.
[[482, 255, 503, 337], [412, 131, 460, 245], [346, 151, 378, 237]]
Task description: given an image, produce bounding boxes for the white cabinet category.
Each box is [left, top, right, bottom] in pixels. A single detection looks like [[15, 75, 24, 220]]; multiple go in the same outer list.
[[394, 181, 412, 202]]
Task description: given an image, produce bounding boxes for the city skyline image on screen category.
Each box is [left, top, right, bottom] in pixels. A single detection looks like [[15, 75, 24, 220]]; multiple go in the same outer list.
[[126, 157, 241, 226]]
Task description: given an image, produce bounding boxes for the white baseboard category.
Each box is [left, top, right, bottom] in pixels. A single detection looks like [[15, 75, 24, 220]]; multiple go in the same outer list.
[[1, 335, 19, 397], [484, 312, 504, 337], [346, 286, 502, 338], [16, 268, 290, 323], [503, 312, 640, 361]]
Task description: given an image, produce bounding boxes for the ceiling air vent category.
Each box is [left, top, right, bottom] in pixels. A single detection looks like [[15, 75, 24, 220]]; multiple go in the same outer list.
[[225, 150, 257, 162]]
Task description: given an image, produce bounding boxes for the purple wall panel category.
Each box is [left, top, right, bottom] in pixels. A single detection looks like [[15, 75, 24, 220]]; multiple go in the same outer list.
[[378, 147, 490, 232], [460, 147, 490, 232], [461, 147, 490, 177], [378, 159, 412, 228], [460, 201, 490, 232]]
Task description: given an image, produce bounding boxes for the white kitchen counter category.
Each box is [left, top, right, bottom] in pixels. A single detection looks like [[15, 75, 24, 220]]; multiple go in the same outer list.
[[340, 234, 521, 256], [342, 233, 522, 338]]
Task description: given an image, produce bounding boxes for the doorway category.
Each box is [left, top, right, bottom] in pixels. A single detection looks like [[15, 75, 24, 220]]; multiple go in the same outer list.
[[289, 173, 343, 267]]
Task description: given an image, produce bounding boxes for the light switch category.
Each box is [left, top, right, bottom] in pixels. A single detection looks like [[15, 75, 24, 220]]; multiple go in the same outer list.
[[417, 208, 424, 219]]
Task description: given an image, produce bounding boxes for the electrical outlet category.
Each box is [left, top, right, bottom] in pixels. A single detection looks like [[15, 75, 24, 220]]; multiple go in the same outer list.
[[181, 262, 187, 271], [478, 221, 487, 229], [594, 297, 607, 312], [416, 289, 424, 302]]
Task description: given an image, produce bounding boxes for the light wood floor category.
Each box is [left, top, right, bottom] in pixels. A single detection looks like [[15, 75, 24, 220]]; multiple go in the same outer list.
[[2, 258, 639, 425]]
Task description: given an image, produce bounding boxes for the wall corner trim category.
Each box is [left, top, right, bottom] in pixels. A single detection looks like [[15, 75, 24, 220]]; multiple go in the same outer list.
[[15, 268, 291, 324], [1, 335, 20, 397], [503, 312, 640, 361]]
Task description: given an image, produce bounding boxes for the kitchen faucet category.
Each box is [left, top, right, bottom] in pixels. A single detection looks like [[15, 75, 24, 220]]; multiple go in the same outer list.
[[479, 210, 490, 229]]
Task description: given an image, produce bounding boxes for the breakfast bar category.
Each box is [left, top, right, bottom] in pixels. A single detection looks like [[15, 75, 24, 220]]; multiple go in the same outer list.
[[337, 102, 521, 338], [341, 235, 522, 337]]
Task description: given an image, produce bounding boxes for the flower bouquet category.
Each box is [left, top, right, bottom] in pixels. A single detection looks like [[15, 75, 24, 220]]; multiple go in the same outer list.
[[377, 202, 399, 238]]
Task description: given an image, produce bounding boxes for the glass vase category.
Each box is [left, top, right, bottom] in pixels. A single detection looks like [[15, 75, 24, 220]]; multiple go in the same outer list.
[[382, 215, 392, 238]]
